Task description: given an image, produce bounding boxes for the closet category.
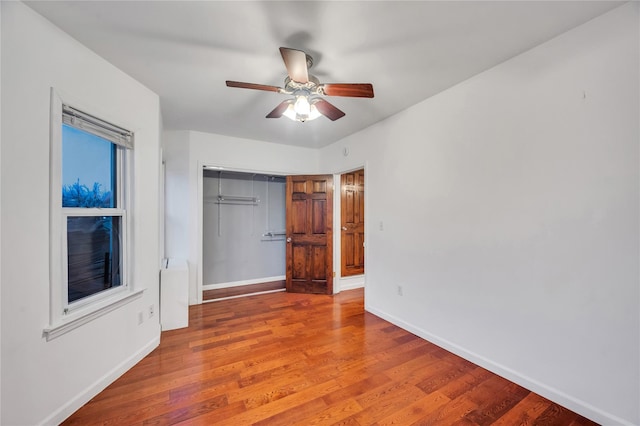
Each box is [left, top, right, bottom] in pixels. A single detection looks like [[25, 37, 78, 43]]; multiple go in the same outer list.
[[202, 170, 286, 293]]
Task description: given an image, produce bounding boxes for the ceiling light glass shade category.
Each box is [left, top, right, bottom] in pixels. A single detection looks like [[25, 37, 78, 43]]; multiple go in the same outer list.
[[294, 95, 310, 115], [283, 97, 321, 122]]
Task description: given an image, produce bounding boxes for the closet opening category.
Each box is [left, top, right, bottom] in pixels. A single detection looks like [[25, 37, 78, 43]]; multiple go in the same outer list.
[[202, 170, 286, 301]]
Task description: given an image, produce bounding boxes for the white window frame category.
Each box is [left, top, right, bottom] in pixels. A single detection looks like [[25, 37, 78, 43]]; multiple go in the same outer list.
[[45, 89, 143, 341]]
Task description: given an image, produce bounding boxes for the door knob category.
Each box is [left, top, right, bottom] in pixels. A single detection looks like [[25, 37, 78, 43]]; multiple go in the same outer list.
[[341, 226, 348, 231], [286, 237, 292, 243]]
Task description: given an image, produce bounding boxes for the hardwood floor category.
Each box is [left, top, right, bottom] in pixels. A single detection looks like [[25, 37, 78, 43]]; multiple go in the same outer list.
[[62, 288, 599, 425], [203, 280, 286, 301]]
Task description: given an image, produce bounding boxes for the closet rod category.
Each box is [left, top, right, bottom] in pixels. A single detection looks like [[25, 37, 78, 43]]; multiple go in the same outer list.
[[263, 231, 286, 237], [217, 195, 259, 203]]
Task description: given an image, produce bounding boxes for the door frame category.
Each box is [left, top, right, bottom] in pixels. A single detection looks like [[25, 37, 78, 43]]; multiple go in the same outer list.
[[197, 162, 289, 304], [333, 164, 367, 293]]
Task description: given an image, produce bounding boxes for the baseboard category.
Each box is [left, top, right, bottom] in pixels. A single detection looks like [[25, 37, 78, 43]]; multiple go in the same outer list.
[[39, 335, 160, 426], [337, 274, 365, 292], [203, 275, 285, 290], [365, 303, 634, 426]]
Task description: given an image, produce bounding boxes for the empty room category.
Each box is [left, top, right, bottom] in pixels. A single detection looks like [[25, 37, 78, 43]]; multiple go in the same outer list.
[[1, 1, 638, 425]]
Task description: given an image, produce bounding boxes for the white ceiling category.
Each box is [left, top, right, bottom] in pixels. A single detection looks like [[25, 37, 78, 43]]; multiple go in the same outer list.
[[26, 1, 623, 148]]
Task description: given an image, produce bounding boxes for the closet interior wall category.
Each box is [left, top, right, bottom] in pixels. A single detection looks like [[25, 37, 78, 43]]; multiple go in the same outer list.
[[202, 170, 286, 288]]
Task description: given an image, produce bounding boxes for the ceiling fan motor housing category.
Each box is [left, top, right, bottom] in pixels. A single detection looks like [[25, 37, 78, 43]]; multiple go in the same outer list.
[[283, 75, 321, 96]]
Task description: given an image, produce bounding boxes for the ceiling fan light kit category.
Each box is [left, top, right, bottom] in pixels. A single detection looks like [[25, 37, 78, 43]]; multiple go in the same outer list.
[[281, 96, 322, 122], [226, 47, 374, 123]]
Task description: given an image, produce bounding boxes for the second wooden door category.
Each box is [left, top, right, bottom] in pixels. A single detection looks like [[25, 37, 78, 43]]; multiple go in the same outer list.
[[341, 169, 364, 277]]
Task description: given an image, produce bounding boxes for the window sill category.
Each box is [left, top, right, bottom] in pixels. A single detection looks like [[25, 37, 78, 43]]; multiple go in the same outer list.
[[44, 288, 144, 341]]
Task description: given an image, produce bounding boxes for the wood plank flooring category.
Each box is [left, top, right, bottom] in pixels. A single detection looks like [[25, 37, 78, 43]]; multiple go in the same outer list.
[[203, 280, 286, 301], [62, 288, 599, 425]]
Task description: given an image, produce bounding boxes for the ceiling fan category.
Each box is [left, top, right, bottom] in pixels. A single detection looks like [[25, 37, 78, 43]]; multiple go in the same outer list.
[[226, 47, 374, 122]]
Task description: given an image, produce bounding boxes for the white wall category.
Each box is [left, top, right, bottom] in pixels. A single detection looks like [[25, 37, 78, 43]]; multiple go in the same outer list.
[[1, 3, 161, 425], [320, 3, 639, 425], [163, 130, 318, 303], [163, 130, 191, 263]]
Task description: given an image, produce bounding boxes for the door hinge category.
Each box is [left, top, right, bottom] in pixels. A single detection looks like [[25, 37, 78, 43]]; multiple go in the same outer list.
[[333, 272, 336, 277]]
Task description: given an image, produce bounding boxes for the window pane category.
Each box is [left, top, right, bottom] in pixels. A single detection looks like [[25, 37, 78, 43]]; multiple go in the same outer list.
[[62, 124, 116, 208], [67, 216, 122, 303]]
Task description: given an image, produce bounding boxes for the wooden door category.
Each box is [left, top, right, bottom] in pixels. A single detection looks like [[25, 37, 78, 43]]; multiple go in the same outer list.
[[286, 175, 333, 294], [341, 169, 365, 277]]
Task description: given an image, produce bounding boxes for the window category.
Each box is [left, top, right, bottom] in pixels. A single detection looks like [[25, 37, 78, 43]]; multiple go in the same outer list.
[[45, 93, 142, 340], [62, 121, 124, 305]]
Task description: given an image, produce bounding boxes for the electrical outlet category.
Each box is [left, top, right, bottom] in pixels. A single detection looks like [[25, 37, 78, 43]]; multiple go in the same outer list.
[[138, 311, 144, 325], [149, 304, 155, 318], [397, 285, 403, 296]]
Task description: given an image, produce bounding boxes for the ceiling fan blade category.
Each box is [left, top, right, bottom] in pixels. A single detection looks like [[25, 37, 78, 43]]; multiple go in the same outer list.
[[320, 83, 374, 98], [266, 101, 290, 119], [314, 99, 346, 121], [226, 81, 282, 93], [279, 47, 309, 83]]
